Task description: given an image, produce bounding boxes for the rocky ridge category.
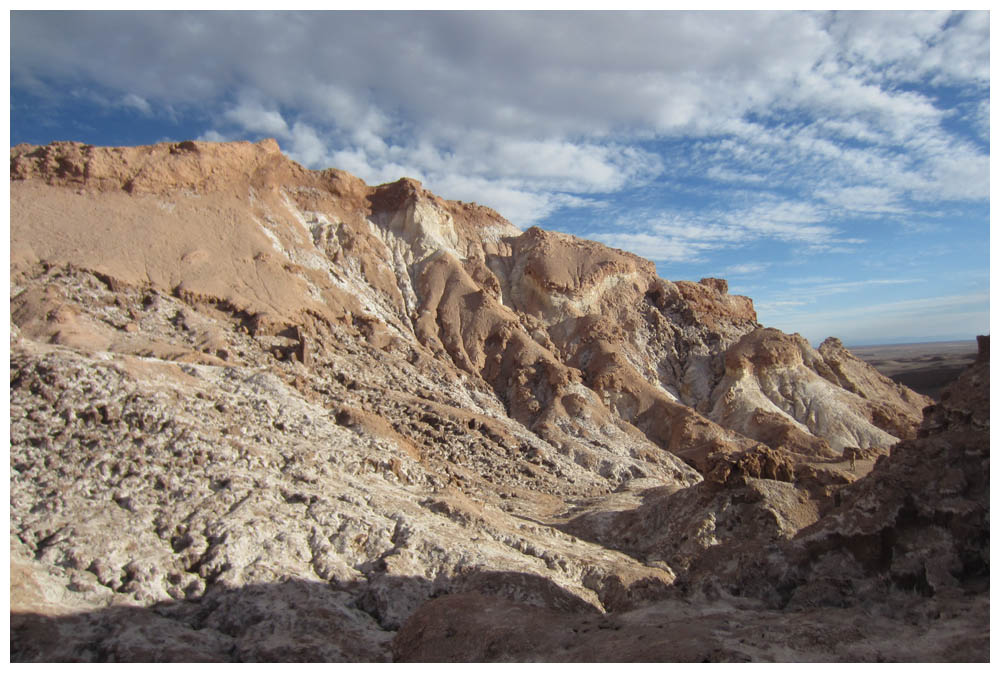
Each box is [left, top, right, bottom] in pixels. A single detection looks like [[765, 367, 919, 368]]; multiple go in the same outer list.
[[9, 139, 983, 661]]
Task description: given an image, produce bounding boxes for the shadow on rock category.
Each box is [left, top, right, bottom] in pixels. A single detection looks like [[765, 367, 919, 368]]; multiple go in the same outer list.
[[12, 577, 401, 662], [10, 568, 612, 662]]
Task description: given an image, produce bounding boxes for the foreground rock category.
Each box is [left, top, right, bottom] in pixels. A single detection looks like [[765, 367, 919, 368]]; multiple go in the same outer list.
[[10, 140, 974, 662], [393, 589, 987, 662]]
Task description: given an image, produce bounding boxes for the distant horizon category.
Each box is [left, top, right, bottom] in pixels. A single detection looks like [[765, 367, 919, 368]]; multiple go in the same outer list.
[[10, 11, 989, 346], [840, 336, 981, 349]]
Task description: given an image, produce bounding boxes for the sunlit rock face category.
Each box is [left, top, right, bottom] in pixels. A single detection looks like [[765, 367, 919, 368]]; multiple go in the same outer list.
[[12, 140, 982, 663]]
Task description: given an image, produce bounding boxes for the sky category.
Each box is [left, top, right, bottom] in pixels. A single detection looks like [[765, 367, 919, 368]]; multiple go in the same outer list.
[[9, 10, 991, 346]]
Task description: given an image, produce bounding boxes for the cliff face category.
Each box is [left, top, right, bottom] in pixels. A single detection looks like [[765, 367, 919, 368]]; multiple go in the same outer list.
[[11, 140, 981, 662]]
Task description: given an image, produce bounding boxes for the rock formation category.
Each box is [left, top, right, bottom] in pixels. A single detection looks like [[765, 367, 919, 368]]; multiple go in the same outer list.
[[10, 139, 983, 662]]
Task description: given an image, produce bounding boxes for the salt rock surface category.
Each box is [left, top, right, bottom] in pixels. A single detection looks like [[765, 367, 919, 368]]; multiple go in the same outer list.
[[10, 140, 979, 662]]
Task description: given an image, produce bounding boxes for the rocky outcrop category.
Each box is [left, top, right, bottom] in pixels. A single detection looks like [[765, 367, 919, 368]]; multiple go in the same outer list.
[[9, 140, 976, 661], [685, 336, 989, 613], [707, 328, 930, 458]]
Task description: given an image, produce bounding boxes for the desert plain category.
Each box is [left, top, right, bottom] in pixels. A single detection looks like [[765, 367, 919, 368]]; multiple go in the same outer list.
[[851, 340, 979, 401]]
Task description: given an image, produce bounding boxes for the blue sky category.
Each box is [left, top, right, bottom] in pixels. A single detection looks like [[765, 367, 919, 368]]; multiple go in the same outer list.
[[10, 10, 990, 345]]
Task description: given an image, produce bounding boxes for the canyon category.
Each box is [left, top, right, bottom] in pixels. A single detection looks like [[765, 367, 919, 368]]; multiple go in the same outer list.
[[9, 139, 989, 661]]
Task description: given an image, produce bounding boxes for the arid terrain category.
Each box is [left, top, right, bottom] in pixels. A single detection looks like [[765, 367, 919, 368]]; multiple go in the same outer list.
[[851, 341, 980, 401], [9, 140, 989, 662]]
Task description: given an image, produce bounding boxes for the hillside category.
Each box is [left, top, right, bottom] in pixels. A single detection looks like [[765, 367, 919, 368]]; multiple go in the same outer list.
[[9, 139, 986, 661]]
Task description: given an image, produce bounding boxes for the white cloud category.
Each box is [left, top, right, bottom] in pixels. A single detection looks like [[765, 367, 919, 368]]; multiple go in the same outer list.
[[430, 174, 569, 227], [286, 122, 329, 168], [704, 166, 766, 184], [968, 99, 990, 143], [827, 10, 988, 88], [755, 299, 808, 311], [795, 278, 921, 298], [120, 93, 152, 115], [735, 201, 833, 244], [911, 151, 991, 202], [814, 118, 883, 145], [785, 276, 842, 286], [815, 186, 906, 214], [723, 262, 770, 276], [5, 14, 832, 148], [588, 231, 720, 263], [755, 278, 924, 314], [223, 100, 290, 138], [649, 217, 747, 243], [197, 129, 231, 143], [587, 195, 863, 264]]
